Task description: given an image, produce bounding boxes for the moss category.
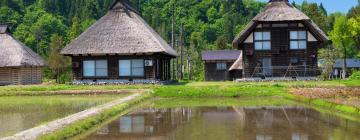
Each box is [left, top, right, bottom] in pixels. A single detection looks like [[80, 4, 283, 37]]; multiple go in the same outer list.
[[38, 94, 151, 140]]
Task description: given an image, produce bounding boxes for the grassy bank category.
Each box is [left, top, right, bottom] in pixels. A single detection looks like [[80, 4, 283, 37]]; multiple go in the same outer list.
[[0, 84, 157, 96], [38, 93, 151, 140]]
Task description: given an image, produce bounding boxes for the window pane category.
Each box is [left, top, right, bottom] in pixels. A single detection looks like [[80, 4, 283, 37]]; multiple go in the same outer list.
[[255, 42, 263, 50], [254, 32, 262, 40], [299, 31, 306, 39], [216, 63, 226, 70], [119, 60, 131, 76], [263, 41, 271, 50], [290, 41, 298, 49], [299, 41, 307, 49], [96, 60, 107, 69], [131, 60, 144, 76], [83, 61, 95, 77], [263, 32, 271, 40], [290, 31, 298, 39], [96, 69, 108, 77], [132, 68, 144, 76], [132, 60, 144, 68]]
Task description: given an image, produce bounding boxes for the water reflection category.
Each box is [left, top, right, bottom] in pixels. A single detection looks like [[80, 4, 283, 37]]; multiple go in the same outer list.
[[85, 106, 360, 140]]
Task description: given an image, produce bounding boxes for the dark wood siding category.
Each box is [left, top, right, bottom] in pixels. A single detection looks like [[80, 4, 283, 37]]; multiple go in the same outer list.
[[71, 54, 172, 81], [204, 61, 242, 81], [240, 22, 321, 78]]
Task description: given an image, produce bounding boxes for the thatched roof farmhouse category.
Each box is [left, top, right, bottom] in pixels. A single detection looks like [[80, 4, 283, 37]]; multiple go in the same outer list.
[[61, 0, 177, 83], [0, 24, 45, 85], [201, 0, 330, 81]]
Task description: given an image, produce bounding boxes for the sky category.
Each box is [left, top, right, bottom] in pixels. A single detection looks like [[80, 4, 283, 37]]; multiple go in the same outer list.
[[258, 0, 358, 14]]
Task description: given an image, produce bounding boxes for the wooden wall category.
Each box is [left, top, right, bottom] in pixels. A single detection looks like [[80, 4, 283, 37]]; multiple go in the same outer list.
[[0, 67, 42, 85], [204, 61, 242, 81], [239, 22, 321, 78], [71, 54, 172, 81]]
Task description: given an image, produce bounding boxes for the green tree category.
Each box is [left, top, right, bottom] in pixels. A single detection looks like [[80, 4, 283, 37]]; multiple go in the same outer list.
[[329, 15, 356, 78], [68, 16, 81, 41], [0, 6, 21, 27], [47, 34, 70, 83], [318, 45, 341, 80]]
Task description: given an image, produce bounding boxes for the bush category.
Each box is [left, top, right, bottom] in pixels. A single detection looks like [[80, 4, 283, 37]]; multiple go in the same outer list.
[[349, 70, 360, 80]]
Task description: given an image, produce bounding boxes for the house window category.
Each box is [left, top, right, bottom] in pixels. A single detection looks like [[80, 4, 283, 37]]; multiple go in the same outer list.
[[119, 59, 144, 77], [216, 62, 227, 70], [254, 32, 271, 50], [83, 60, 108, 77], [290, 31, 307, 50]]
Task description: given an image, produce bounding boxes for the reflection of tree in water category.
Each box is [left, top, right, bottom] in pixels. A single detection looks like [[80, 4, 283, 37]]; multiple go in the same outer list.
[[86, 107, 360, 140]]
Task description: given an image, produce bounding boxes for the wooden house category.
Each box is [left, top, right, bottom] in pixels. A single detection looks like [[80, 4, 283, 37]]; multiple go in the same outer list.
[[0, 25, 45, 85], [232, 0, 329, 79], [61, 0, 178, 83], [202, 50, 242, 81]]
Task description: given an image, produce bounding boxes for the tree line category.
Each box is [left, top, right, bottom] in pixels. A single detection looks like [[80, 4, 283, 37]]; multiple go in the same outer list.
[[0, 0, 359, 82]]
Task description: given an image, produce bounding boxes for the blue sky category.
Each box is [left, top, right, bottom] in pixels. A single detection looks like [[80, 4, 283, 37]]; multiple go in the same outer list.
[[257, 0, 358, 14]]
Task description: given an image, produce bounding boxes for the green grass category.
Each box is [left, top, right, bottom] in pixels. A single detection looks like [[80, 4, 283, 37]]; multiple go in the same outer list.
[[38, 93, 151, 140]]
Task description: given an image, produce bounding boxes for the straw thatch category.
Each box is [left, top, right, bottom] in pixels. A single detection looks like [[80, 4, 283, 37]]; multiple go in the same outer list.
[[229, 51, 243, 71], [61, 0, 178, 57], [0, 25, 45, 67], [233, 0, 329, 47]]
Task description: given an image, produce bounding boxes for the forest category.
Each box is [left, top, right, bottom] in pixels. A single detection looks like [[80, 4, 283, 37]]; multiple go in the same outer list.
[[0, 0, 359, 82]]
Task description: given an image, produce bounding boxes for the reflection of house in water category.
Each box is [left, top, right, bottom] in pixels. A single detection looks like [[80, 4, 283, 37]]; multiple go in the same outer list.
[[87, 108, 193, 140], [86, 106, 360, 140]]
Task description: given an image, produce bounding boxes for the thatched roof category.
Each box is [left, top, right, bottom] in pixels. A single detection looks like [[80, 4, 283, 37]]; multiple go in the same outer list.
[[0, 25, 45, 67], [233, 0, 329, 48], [229, 52, 243, 71], [61, 0, 178, 57]]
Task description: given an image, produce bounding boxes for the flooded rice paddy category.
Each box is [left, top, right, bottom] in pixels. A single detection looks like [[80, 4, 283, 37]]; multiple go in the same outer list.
[[84, 98, 360, 140], [0, 95, 126, 138]]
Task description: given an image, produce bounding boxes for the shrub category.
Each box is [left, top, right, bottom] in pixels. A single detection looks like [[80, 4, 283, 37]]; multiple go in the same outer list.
[[349, 70, 360, 80]]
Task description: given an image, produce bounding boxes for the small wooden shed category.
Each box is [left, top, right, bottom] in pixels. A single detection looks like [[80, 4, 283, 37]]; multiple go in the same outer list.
[[202, 50, 242, 81], [61, 0, 178, 83], [0, 25, 45, 85]]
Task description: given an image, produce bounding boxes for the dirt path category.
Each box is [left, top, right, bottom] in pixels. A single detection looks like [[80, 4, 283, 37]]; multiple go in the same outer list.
[[2, 93, 141, 140]]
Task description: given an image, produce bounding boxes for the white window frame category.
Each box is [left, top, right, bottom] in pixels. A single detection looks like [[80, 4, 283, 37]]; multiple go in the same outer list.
[[290, 31, 307, 50], [254, 31, 271, 50], [119, 59, 144, 77], [216, 62, 227, 70], [83, 60, 108, 77]]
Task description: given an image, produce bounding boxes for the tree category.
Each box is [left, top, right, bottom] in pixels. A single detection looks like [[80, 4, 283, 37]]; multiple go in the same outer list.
[[0, 6, 21, 27], [348, 16, 360, 52], [68, 16, 81, 41], [329, 15, 356, 78], [48, 34, 70, 83], [318, 45, 341, 80]]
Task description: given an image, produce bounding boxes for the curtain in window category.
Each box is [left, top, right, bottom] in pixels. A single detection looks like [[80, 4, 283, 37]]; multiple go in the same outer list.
[[119, 60, 131, 76], [131, 60, 144, 76], [83, 61, 95, 77], [290, 31, 307, 49]]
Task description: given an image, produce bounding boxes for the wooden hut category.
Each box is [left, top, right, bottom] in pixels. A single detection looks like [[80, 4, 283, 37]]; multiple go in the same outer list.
[[61, 0, 178, 83], [201, 50, 242, 81], [232, 0, 329, 79], [0, 25, 45, 85]]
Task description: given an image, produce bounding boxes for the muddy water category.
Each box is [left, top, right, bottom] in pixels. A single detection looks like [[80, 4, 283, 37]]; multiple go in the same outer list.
[[0, 95, 120, 138], [85, 106, 360, 140]]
